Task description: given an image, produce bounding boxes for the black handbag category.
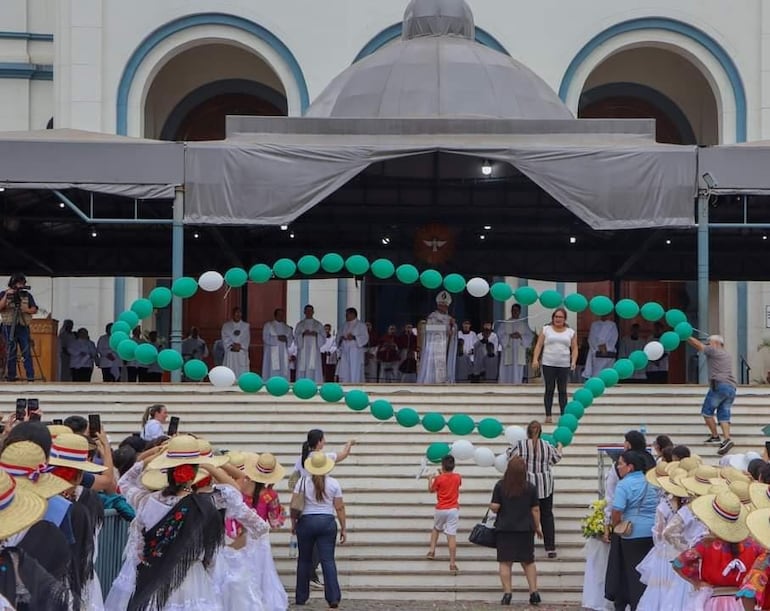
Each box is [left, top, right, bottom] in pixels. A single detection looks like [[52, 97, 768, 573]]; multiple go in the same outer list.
[[468, 509, 497, 548]]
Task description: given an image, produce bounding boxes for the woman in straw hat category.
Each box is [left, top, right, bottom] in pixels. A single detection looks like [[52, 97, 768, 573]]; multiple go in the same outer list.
[[673, 489, 764, 610], [291, 450, 346, 609]]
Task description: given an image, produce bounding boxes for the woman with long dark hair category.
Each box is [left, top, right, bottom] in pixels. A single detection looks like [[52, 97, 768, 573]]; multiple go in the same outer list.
[[489, 456, 543, 606], [530, 308, 577, 423]]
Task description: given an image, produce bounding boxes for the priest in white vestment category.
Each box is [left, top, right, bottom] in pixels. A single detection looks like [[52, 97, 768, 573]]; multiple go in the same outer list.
[[619, 323, 647, 381], [336, 307, 369, 383], [582, 315, 618, 378], [417, 291, 458, 384], [222, 307, 251, 378], [294, 304, 326, 383], [497, 304, 534, 384], [320, 324, 338, 382], [261, 307, 294, 379], [455, 320, 476, 382]]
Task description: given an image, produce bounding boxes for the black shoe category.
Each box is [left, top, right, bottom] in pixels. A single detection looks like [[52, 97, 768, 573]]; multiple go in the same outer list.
[[546, 550, 557, 559], [501, 593, 512, 605], [705, 435, 721, 443], [717, 439, 734, 456], [529, 591, 541, 605]]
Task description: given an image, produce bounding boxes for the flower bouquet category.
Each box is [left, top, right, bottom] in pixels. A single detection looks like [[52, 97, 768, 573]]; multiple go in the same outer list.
[[581, 499, 607, 539]]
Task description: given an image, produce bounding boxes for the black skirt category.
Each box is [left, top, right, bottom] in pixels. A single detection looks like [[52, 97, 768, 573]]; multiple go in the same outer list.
[[495, 531, 535, 563]]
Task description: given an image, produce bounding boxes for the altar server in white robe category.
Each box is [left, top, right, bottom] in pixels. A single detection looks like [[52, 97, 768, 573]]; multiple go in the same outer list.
[[337, 307, 369, 383], [294, 304, 325, 382], [261, 308, 293, 379], [498, 303, 534, 384], [471, 322, 500, 381], [417, 291, 458, 384], [455, 320, 476, 382], [619, 323, 647, 382], [582, 314, 618, 378], [222, 307, 251, 377]]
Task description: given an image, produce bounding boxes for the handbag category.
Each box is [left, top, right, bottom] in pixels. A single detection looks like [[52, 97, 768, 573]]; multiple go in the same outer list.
[[468, 509, 497, 548], [289, 477, 306, 521], [613, 483, 649, 538]]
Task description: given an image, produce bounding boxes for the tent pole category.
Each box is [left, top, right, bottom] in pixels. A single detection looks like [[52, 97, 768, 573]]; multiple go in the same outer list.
[[170, 186, 184, 383], [697, 193, 709, 384]]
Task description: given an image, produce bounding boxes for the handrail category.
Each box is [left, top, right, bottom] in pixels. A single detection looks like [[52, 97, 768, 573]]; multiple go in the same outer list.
[[739, 355, 751, 385]]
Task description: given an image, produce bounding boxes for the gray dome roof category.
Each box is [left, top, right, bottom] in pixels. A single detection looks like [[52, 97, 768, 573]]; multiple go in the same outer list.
[[306, 0, 572, 120]]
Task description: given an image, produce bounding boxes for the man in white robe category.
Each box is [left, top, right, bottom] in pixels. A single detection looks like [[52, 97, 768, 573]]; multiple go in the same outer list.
[[294, 305, 325, 383], [497, 304, 534, 384], [261, 308, 293, 379], [182, 327, 209, 361], [583, 314, 618, 378], [455, 320, 476, 382], [471, 322, 500, 382], [320, 324, 337, 382], [96, 323, 122, 382], [417, 291, 458, 384], [619, 323, 647, 382], [58, 319, 75, 381], [222, 307, 251, 378], [336, 307, 368, 383]]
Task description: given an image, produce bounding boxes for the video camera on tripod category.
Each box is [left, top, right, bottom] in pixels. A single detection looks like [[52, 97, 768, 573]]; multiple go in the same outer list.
[[8, 285, 32, 308]]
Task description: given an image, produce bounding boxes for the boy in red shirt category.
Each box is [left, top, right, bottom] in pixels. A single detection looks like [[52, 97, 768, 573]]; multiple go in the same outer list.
[[426, 454, 462, 574]]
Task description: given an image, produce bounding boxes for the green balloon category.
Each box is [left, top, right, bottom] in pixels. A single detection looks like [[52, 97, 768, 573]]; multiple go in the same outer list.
[[553, 426, 574, 447], [239, 372, 264, 393], [490, 282, 513, 302], [371, 259, 395, 279], [157, 349, 183, 371], [266, 376, 290, 396], [564, 293, 588, 312], [573, 388, 594, 408], [420, 269, 443, 290], [589, 296, 614, 316], [541, 433, 556, 446], [448, 413, 475, 436], [370, 399, 394, 421], [396, 264, 419, 284], [297, 255, 321, 276], [131, 298, 154, 319], [615, 298, 640, 319], [675, 321, 694, 340], [321, 253, 344, 273], [629, 350, 649, 371], [640, 302, 665, 322], [224, 267, 248, 288], [148, 287, 173, 309], [665, 308, 688, 327], [614, 358, 635, 379], [426, 442, 451, 464], [118, 310, 139, 328], [584, 377, 606, 398], [293, 378, 317, 399], [558, 413, 579, 432], [345, 255, 370, 276], [183, 359, 208, 381], [514, 286, 538, 306], [421, 412, 446, 433], [599, 367, 620, 387], [320, 383, 345, 402], [134, 343, 158, 365], [345, 389, 369, 411], [109, 331, 129, 351], [117, 339, 138, 361], [564, 401, 585, 420], [443, 273, 466, 294], [660, 331, 681, 351], [249, 264, 273, 283], [539, 290, 563, 309], [396, 407, 420, 428], [273, 258, 297, 279], [172, 277, 198, 298], [111, 320, 131, 335], [477, 418, 504, 439]]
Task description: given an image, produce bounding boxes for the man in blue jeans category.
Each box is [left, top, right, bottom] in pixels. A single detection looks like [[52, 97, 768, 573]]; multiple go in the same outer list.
[[687, 334, 737, 455], [0, 272, 38, 381]]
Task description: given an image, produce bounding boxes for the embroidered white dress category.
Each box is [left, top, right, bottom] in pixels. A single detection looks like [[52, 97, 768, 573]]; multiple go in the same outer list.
[[661, 503, 710, 611], [636, 495, 677, 611]]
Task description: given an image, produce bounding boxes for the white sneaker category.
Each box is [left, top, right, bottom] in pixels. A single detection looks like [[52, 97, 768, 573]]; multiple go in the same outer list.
[[310, 579, 324, 590]]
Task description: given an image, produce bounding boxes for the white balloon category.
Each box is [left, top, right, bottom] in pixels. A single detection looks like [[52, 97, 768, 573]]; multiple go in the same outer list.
[[474, 447, 495, 467], [505, 425, 527, 445], [466, 277, 490, 298], [494, 453, 510, 473], [209, 365, 236, 387], [643, 341, 664, 361], [451, 439, 475, 461], [199, 271, 224, 292]]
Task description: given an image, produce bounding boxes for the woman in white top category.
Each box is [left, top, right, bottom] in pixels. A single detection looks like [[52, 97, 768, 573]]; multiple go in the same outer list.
[[531, 308, 577, 424], [141, 404, 168, 442], [291, 452, 346, 609]]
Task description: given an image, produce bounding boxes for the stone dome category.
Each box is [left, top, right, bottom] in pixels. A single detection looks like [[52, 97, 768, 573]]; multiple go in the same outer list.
[[305, 0, 573, 120]]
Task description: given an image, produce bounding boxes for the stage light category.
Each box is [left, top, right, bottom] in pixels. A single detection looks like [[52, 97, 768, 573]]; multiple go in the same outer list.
[[0, 187, 5, 192], [569, 236, 577, 244], [59, 202, 65, 208], [666, 239, 672, 245], [483, 225, 492, 230], [280, 224, 289, 231], [90, 229, 98, 238], [193, 232, 200, 239], [764, 235, 768, 241], [480, 234, 486, 240], [481, 160, 492, 176], [381, 237, 391, 245], [289, 231, 295, 239]]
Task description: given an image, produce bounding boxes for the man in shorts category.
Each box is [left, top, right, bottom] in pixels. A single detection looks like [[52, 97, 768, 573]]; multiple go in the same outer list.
[[426, 454, 462, 574], [687, 334, 737, 455]]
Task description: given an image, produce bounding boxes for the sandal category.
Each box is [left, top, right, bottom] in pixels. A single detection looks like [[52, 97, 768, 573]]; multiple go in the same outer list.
[[545, 416, 553, 424], [425, 551, 435, 560], [449, 564, 459, 575]]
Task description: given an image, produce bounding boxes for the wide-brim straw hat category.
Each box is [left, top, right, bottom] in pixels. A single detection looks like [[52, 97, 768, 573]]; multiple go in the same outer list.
[[226, 451, 252, 472], [691, 490, 749, 543], [728, 480, 753, 509], [143, 438, 229, 489], [658, 468, 691, 498], [677, 456, 702, 474], [646, 462, 671, 487], [146, 435, 223, 470], [749, 483, 770, 509], [664, 460, 680, 474], [48, 433, 107, 473], [0, 441, 70, 499], [196, 439, 229, 469], [244, 452, 286, 484], [304, 451, 335, 476], [141, 464, 209, 491], [747, 508, 770, 549], [682, 465, 723, 497], [46, 424, 73, 439], [0, 470, 47, 540], [722, 466, 751, 485]]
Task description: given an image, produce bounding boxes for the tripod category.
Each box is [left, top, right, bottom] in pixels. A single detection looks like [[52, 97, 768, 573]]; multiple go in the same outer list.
[[2, 306, 44, 382]]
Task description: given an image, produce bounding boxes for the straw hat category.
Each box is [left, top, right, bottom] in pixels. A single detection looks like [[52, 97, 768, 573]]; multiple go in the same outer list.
[[691, 490, 749, 543], [664, 460, 680, 474], [0, 441, 70, 499], [226, 451, 251, 471], [244, 453, 286, 484], [747, 508, 770, 549], [48, 434, 106, 473], [682, 465, 723, 497], [658, 468, 691, 498], [46, 424, 72, 439], [304, 451, 335, 476], [727, 480, 753, 509], [0, 470, 47, 540], [722, 466, 751, 485], [142, 438, 228, 490], [646, 462, 671, 487], [749, 483, 770, 509], [146, 435, 222, 471], [196, 439, 229, 469], [678, 456, 702, 474]]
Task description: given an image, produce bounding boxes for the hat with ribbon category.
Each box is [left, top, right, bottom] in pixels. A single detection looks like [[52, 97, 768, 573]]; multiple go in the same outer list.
[[682, 465, 723, 497], [0, 469, 46, 540], [749, 482, 770, 510], [435, 291, 452, 307], [225, 451, 252, 471], [196, 439, 229, 469], [142, 437, 228, 490], [691, 490, 749, 543], [677, 456, 702, 475], [244, 453, 286, 484], [46, 424, 73, 439], [146, 435, 221, 471], [746, 507, 770, 549], [646, 462, 671, 487], [722, 466, 751, 485], [48, 433, 107, 473], [0, 441, 70, 499], [304, 451, 336, 476], [658, 467, 691, 498], [726, 480, 753, 509]]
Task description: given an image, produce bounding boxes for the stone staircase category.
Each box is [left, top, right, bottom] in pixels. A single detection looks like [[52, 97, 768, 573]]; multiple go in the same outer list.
[[4, 383, 769, 605]]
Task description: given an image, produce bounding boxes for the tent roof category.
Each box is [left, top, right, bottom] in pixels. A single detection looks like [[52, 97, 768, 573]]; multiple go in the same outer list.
[[699, 141, 770, 194]]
